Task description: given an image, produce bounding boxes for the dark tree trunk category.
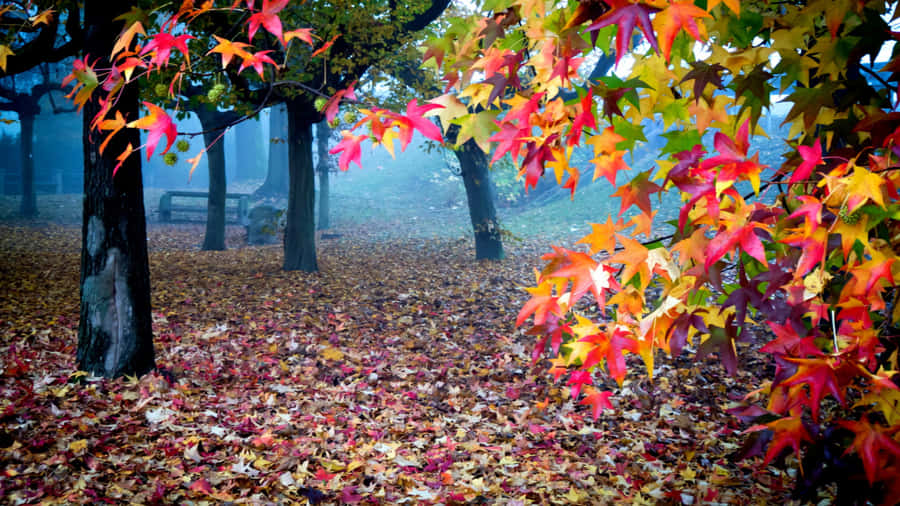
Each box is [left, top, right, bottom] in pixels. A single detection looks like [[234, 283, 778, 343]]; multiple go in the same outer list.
[[254, 104, 289, 198], [455, 138, 504, 260], [77, 0, 155, 378], [196, 108, 229, 251], [316, 121, 330, 231], [283, 99, 317, 272], [19, 113, 37, 218]]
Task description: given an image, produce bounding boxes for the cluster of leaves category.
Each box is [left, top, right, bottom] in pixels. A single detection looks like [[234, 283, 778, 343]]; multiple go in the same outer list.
[[1, 223, 798, 503], [386, 0, 900, 501]]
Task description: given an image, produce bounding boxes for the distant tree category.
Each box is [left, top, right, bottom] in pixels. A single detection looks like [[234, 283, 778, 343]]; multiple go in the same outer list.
[[316, 121, 333, 230], [255, 104, 289, 198]]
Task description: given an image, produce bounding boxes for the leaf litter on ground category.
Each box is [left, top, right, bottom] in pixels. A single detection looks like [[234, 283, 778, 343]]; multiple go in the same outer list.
[[0, 223, 796, 504]]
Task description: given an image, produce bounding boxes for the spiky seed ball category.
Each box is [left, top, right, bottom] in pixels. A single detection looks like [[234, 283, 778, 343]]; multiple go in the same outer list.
[[163, 152, 178, 166], [314, 97, 328, 111], [207, 83, 226, 102], [176, 139, 190, 152], [342, 111, 356, 124], [154, 83, 168, 97], [839, 202, 861, 224]]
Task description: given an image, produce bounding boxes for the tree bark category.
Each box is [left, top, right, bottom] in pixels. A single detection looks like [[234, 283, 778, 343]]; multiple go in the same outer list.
[[196, 108, 229, 251], [454, 138, 504, 260], [77, 0, 155, 378], [316, 121, 330, 231], [19, 113, 37, 218], [283, 99, 317, 272], [254, 104, 289, 197]]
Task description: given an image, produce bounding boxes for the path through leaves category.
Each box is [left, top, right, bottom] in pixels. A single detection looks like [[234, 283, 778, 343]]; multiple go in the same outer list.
[[0, 224, 792, 504]]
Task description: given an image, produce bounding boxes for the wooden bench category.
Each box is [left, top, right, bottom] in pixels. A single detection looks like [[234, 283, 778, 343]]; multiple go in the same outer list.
[[158, 191, 250, 225]]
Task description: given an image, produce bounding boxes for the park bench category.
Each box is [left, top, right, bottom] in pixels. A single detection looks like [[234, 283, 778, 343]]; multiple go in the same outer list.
[[158, 191, 250, 225]]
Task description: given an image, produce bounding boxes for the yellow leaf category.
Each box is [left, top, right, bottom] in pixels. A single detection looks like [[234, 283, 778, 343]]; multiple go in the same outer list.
[[0, 45, 14, 72], [29, 9, 54, 26], [69, 439, 88, 452], [427, 93, 468, 134], [321, 347, 344, 361]]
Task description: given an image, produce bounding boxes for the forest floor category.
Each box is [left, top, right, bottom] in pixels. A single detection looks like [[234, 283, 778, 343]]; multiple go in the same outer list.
[[0, 216, 809, 505]]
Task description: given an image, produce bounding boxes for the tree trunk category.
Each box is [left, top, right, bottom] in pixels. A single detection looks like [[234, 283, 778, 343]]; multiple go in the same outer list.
[[77, 0, 155, 378], [196, 108, 227, 251], [283, 99, 317, 272], [19, 113, 37, 218], [316, 121, 330, 231], [455, 138, 504, 260], [254, 104, 289, 198], [233, 118, 264, 182]]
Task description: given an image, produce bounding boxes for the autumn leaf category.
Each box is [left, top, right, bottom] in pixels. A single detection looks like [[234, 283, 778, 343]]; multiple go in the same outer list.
[[748, 416, 813, 466], [237, 50, 276, 78], [247, 0, 289, 45], [127, 102, 178, 160], [208, 35, 252, 68], [140, 31, 194, 68], [837, 419, 900, 484], [653, 1, 711, 62], [329, 130, 368, 171], [586, 2, 660, 66], [0, 44, 12, 72]]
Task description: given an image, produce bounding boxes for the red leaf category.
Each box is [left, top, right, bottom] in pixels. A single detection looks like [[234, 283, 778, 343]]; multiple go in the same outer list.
[[837, 419, 900, 484], [587, 3, 660, 66], [127, 102, 177, 160], [788, 139, 823, 184], [329, 131, 368, 171], [247, 0, 289, 45], [580, 388, 614, 419], [748, 416, 813, 466], [782, 357, 846, 420]]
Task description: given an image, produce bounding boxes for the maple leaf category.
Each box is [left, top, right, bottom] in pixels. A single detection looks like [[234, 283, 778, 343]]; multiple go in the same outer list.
[[455, 110, 501, 153], [238, 50, 276, 78], [140, 31, 194, 68], [127, 102, 177, 160], [567, 369, 593, 398], [29, 8, 55, 26], [653, 1, 711, 62], [111, 21, 145, 59], [61, 56, 99, 111], [576, 216, 620, 256], [516, 277, 561, 327], [284, 28, 314, 46], [247, 0, 289, 45], [208, 35, 252, 68], [580, 388, 614, 419], [610, 170, 661, 216], [788, 139, 824, 184], [0, 44, 13, 72], [748, 416, 813, 466], [322, 85, 357, 123], [427, 94, 468, 135], [586, 3, 660, 66], [329, 131, 368, 171], [782, 357, 846, 420], [837, 419, 900, 484], [400, 99, 444, 145], [311, 34, 340, 58], [680, 61, 727, 102], [567, 89, 596, 147]]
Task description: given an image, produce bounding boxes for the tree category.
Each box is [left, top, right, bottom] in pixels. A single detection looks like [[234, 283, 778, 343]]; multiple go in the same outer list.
[[2, 1, 156, 377], [0, 64, 76, 217], [399, 0, 900, 501], [77, 0, 155, 377], [255, 104, 289, 198], [315, 120, 332, 230], [275, 0, 450, 271]]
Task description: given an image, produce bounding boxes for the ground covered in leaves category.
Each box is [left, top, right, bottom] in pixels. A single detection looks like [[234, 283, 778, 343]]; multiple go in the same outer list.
[[0, 223, 797, 504]]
